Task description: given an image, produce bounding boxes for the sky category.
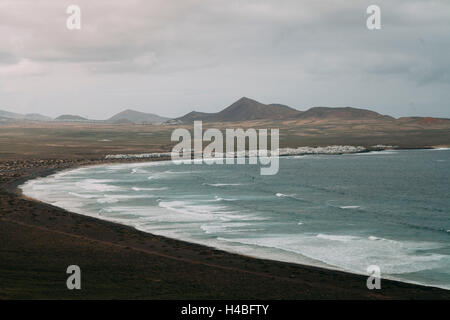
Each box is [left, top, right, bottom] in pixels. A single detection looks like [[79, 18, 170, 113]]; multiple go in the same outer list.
[[0, 0, 449, 119]]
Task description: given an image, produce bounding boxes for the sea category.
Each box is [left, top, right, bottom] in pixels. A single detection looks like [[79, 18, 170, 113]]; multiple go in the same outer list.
[[21, 149, 450, 289]]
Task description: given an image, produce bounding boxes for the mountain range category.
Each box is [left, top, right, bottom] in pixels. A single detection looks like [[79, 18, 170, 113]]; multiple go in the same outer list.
[[0, 110, 52, 122], [0, 97, 446, 124], [0, 109, 170, 124], [169, 97, 395, 123]]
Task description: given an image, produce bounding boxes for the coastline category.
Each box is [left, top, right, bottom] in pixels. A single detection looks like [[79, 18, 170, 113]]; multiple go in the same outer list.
[[1, 155, 450, 299]]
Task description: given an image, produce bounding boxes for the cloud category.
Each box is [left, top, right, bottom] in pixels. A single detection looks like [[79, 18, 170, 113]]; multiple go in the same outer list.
[[0, 58, 46, 76], [0, 0, 449, 118]]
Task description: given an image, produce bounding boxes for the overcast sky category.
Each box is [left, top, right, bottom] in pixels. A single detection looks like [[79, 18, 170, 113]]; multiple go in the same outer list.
[[0, 0, 449, 119]]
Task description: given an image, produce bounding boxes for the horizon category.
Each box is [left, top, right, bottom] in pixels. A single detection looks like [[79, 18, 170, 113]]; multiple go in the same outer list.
[[1, 95, 447, 121], [1, 1, 449, 119]]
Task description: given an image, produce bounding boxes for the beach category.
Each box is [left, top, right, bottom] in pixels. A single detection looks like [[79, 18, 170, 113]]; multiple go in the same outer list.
[[2, 157, 450, 299]]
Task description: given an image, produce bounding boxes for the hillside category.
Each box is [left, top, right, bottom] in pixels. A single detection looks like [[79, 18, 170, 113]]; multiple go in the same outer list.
[[167, 111, 213, 124], [171, 97, 399, 124], [0, 110, 51, 122], [296, 107, 394, 121], [107, 109, 170, 124], [54, 114, 89, 121], [172, 97, 302, 123]]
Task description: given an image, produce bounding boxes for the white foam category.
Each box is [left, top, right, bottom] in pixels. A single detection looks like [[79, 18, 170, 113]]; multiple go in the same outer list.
[[158, 200, 228, 219], [317, 234, 359, 242], [96, 194, 156, 204], [97, 197, 119, 204], [205, 183, 244, 187], [68, 192, 96, 199], [214, 195, 237, 201], [76, 179, 120, 192], [131, 168, 149, 174], [224, 234, 446, 276], [132, 187, 167, 191], [200, 222, 264, 235]]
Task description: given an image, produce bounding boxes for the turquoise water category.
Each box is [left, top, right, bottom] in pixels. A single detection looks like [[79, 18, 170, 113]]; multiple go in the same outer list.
[[22, 149, 450, 289]]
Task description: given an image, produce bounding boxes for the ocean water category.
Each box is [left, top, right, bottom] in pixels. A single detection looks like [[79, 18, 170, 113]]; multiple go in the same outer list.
[[21, 149, 450, 289]]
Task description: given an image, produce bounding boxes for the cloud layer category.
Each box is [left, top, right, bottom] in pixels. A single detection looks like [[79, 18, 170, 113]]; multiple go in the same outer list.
[[0, 0, 449, 118]]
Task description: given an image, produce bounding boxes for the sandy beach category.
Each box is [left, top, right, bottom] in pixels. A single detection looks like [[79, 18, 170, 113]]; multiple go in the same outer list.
[[1, 157, 450, 299]]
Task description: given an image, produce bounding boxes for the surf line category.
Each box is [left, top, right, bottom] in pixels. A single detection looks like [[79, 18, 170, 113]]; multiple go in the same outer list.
[[171, 121, 279, 175]]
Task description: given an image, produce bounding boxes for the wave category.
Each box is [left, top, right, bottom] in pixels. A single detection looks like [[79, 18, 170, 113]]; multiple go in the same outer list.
[[68, 192, 96, 199], [97, 194, 155, 204], [316, 234, 359, 242], [204, 183, 244, 187], [200, 222, 257, 235], [326, 200, 361, 210], [97, 197, 119, 204], [75, 179, 121, 192], [220, 234, 447, 277], [275, 193, 305, 201], [132, 186, 168, 191], [131, 168, 150, 174], [158, 200, 228, 219], [214, 195, 238, 202]]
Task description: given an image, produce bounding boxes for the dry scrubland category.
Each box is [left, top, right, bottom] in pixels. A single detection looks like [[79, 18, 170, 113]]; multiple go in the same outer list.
[[0, 119, 449, 160]]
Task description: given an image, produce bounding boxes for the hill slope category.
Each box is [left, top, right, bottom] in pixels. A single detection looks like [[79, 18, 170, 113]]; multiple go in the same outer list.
[[107, 109, 170, 124], [54, 114, 89, 121], [172, 97, 302, 123], [296, 107, 394, 121], [0, 110, 51, 121]]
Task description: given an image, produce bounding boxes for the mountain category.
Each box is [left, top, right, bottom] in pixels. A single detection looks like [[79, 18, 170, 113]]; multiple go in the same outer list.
[[295, 107, 394, 121], [0, 116, 12, 123], [166, 111, 213, 124], [0, 110, 23, 119], [171, 98, 401, 124], [171, 97, 302, 123], [107, 109, 170, 124], [213, 97, 302, 121], [23, 113, 52, 121], [0, 109, 52, 121], [54, 114, 89, 121]]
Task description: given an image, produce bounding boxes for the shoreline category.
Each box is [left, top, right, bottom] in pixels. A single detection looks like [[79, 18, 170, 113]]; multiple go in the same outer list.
[[18, 152, 450, 292], [2, 155, 450, 299]]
